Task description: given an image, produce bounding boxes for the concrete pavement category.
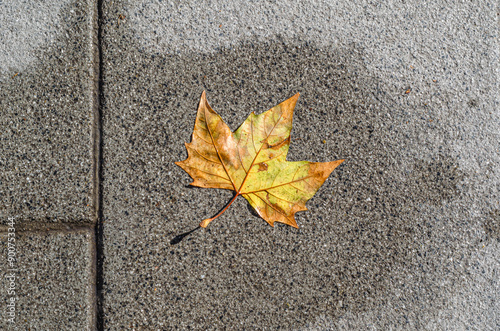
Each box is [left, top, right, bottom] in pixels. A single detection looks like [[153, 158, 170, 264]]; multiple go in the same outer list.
[[1, 0, 498, 329]]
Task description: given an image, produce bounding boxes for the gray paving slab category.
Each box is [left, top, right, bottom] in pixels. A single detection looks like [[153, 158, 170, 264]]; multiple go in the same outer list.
[[101, 0, 499, 329], [0, 0, 97, 223], [0, 223, 95, 330]]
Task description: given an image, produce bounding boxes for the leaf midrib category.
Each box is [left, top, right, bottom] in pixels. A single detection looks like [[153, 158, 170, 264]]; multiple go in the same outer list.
[[236, 109, 287, 194]]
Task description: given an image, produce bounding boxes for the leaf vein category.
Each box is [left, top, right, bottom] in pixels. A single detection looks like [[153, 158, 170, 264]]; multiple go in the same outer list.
[[252, 193, 289, 218], [236, 131, 248, 173], [204, 107, 237, 190], [244, 175, 315, 194], [181, 164, 231, 182], [265, 190, 294, 204], [194, 132, 213, 145], [187, 145, 222, 164]]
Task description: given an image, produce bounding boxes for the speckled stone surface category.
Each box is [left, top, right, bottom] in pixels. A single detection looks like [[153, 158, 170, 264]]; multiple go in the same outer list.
[[100, 0, 499, 329], [0, 227, 94, 329], [0, 0, 97, 223]]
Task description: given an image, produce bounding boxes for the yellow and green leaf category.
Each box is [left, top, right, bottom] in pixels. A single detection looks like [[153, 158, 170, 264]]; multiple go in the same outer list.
[[175, 91, 344, 228]]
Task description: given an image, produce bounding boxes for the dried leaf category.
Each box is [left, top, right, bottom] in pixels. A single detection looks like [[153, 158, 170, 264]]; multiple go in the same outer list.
[[175, 91, 344, 228]]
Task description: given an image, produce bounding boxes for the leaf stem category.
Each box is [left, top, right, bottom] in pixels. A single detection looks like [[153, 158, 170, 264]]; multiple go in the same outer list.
[[200, 193, 240, 228]]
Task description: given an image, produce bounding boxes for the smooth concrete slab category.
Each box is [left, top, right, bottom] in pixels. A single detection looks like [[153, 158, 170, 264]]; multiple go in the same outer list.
[[0, 0, 97, 223], [101, 0, 499, 329], [0, 225, 94, 329]]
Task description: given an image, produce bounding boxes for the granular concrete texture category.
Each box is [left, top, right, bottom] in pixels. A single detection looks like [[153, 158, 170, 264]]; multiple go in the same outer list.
[[0, 0, 73, 77], [0, 0, 97, 223], [99, 0, 499, 329], [0, 0, 497, 329], [0, 226, 95, 330], [303, 240, 499, 330]]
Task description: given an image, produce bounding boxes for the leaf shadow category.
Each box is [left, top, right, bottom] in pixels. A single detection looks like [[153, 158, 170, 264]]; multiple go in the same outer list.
[[246, 202, 260, 218], [170, 226, 200, 245], [171, 192, 242, 245]]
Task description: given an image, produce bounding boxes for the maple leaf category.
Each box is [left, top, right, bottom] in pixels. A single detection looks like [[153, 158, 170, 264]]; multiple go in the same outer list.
[[175, 91, 344, 228]]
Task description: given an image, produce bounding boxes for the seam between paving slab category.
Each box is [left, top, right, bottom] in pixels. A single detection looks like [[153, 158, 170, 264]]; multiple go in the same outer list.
[[92, 0, 102, 226], [94, 0, 105, 329]]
